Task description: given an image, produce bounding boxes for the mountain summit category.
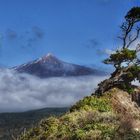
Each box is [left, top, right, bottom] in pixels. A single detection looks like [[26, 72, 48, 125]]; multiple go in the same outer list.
[[38, 53, 59, 63], [13, 53, 102, 78]]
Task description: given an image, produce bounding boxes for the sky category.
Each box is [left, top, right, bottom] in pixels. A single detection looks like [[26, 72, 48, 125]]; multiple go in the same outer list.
[[0, 0, 139, 70], [0, 0, 139, 112]]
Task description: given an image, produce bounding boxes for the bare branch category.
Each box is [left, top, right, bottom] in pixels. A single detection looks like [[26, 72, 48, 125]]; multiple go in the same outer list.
[[128, 34, 132, 42], [119, 19, 140, 49], [126, 27, 140, 48], [119, 20, 134, 48]]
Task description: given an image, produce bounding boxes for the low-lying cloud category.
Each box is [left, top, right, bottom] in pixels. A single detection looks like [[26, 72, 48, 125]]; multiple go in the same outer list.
[[0, 69, 108, 112]]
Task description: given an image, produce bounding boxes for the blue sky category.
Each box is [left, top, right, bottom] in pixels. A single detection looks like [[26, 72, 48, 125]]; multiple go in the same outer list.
[[0, 0, 139, 70]]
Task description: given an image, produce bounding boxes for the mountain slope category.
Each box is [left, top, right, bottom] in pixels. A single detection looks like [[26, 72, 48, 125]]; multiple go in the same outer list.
[[13, 53, 103, 78], [19, 88, 140, 140], [0, 108, 68, 140]]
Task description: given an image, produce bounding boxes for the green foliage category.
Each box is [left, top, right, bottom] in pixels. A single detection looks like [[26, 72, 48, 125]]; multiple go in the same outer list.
[[0, 108, 68, 140], [117, 131, 140, 140], [121, 65, 140, 86], [19, 89, 140, 140], [125, 7, 140, 21], [121, 83, 134, 94], [19, 92, 120, 140], [104, 48, 136, 67], [128, 65, 140, 80], [102, 7, 140, 92], [19, 7, 140, 140], [70, 96, 112, 112], [40, 116, 60, 134], [72, 122, 117, 140]]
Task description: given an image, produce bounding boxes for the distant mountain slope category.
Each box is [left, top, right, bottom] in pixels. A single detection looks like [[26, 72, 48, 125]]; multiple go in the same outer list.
[[13, 53, 103, 78], [0, 107, 68, 140]]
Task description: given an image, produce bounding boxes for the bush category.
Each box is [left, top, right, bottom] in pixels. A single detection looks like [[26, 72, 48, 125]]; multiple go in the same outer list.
[[70, 96, 112, 112]]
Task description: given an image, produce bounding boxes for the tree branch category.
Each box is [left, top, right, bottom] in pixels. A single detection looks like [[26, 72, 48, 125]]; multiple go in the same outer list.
[[121, 20, 134, 48], [119, 19, 140, 49], [126, 27, 140, 48]]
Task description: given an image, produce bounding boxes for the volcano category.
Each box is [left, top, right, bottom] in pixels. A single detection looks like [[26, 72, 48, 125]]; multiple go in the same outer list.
[[13, 53, 103, 78]]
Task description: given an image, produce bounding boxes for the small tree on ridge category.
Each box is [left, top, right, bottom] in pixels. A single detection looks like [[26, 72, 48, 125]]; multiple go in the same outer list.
[[95, 7, 140, 95]]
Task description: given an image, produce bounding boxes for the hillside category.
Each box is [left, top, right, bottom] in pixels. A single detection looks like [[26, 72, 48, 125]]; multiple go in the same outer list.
[[19, 88, 140, 140], [0, 108, 68, 140]]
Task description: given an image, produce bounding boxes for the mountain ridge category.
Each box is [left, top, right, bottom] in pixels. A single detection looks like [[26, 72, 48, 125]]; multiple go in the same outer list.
[[13, 53, 104, 78], [19, 88, 140, 140]]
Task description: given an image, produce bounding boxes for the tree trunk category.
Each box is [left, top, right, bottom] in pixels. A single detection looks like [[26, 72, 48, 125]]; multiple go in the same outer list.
[[94, 77, 119, 96], [94, 68, 131, 96]]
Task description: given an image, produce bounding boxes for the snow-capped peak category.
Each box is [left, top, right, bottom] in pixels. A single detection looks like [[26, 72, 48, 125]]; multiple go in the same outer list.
[[40, 53, 59, 63], [47, 53, 53, 57], [13, 53, 98, 78], [33, 53, 58, 64], [42, 53, 54, 59]]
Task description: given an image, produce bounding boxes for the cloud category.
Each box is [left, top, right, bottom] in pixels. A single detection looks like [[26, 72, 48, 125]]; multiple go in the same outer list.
[[23, 26, 45, 48], [4, 26, 45, 49], [32, 26, 45, 39], [6, 29, 17, 39], [95, 48, 115, 56], [132, 80, 140, 86], [0, 69, 108, 112], [104, 49, 115, 55], [85, 38, 115, 56], [86, 38, 101, 49]]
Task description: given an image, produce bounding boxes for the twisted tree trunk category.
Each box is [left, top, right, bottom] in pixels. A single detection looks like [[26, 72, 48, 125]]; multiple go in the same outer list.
[[94, 66, 132, 96]]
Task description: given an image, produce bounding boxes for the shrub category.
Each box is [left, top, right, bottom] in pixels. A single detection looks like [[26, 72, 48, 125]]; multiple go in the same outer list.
[[70, 96, 112, 112]]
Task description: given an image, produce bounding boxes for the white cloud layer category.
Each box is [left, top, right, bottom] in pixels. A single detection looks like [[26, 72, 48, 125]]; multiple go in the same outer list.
[[104, 49, 115, 55], [0, 69, 108, 112]]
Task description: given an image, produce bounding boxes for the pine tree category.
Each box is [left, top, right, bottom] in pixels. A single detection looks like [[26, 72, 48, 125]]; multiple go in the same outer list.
[[95, 7, 140, 95]]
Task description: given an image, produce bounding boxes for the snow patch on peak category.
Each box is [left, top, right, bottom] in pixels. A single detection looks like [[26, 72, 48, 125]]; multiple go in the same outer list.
[[33, 53, 57, 64], [42, 53, 55, 59], [47, 53, 53, 57]]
